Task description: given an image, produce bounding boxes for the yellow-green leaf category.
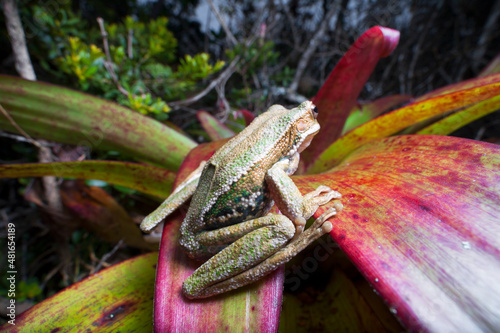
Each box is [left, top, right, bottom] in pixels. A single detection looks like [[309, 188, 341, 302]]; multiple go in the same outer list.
[[1, 253, 157, 332], [0, 160, 175, 198], [308, 80, 500, 173]]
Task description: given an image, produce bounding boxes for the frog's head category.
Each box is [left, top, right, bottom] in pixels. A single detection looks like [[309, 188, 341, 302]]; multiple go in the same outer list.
[[291, 100, 320, 154]]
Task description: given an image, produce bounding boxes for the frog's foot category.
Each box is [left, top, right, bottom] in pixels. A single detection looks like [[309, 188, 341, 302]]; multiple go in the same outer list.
[[304, 185, 341, 207], [305, 204, 342, 237], [291, 202, 342, 241], [301, 186, 341, 222]]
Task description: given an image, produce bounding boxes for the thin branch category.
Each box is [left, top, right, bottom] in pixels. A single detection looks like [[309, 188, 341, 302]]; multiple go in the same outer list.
[[96, 17, 129, 96], [2, 0, 36, 80], [280, 0, 300, 51], [169, 56, 241, 108], [94, 239, 124, 272], [288, 3, 340, 94], [0, 103, 41, 148], [407, 0, 443, 92], [207, 0, 238, 46], [127, 28, 133, 59], [472, 0, 500, 71]]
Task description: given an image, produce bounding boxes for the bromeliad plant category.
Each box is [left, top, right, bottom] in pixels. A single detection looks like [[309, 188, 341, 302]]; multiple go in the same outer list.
[[1, 26, 499, 331]]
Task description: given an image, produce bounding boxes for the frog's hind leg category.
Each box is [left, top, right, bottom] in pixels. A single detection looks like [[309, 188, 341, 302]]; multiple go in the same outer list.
[[183, 206, 341, 299], [182, 214, 295, 298]]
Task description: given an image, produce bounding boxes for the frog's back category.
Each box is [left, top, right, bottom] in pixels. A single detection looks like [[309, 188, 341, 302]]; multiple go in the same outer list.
[[186, 105, 300, 231]]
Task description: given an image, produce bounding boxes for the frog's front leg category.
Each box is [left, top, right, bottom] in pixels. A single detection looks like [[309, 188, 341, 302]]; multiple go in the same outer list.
[[266, 156, 341, 237], [140, 161, 206, 233]]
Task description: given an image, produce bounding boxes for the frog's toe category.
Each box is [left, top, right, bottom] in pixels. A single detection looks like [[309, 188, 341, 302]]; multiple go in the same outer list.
[[315, 185, 332, 192], [310, 206, 341, 230]]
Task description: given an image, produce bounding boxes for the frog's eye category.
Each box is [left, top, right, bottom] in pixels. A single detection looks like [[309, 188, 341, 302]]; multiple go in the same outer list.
[[312, 105, 318, 119]]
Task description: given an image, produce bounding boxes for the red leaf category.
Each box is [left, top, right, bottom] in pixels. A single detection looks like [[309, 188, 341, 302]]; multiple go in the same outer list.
[[153, 140, 282, 331], [309, 80, 500, 173], [296, 135, 500, 331], [301, 26, 400, 168], [235, 109, 256, 126], [60, 180, 154, 250], [154, 214, 283, 332]]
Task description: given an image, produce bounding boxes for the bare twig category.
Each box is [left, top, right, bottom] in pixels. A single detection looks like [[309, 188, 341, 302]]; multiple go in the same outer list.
[[94, 239, 124, 272], [169, 56, 241, 108], [207, 0, 238, 46], [280, 0, 300, 50], [127, 28, 133, 59], [472, 0, 500, 71], [96, 17, 129, 96], [0, 103, 42, 148], [407, 0, 443, 92], [288, 2, 340, 94], [215, 75, 231, 121], [2, 0, 36, 80]]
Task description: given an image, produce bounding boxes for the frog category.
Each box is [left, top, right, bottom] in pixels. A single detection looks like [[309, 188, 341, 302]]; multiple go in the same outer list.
[[140, 101, 342, 299]]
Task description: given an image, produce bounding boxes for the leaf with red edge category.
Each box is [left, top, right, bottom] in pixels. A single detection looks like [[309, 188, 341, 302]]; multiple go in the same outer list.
[[60, 180, 155, 250], [308, 80, 500, 173], [197, 110, 235, 140], [150, 133, 500, 332], [417, 94, 500, 135], [0, 160, 175, 198], [0, 253, 157, 332], [342, 94, 413, 134], [415, 72, 500, 102], [152, 140, 282, 332], [301, 26, 400, 167], [235, 109, 256, 126], [154, 213, 283, 332], [295, 135, 500, 331]]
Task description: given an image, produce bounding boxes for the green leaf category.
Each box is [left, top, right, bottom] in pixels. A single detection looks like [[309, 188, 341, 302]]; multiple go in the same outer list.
[[0, 160, 175, 198], [342, 94, 413, 134], [280, 267, 403, 332], [197, 110, 235, 140], [0, 253, 157, 331], [0, 75, 196, 170]]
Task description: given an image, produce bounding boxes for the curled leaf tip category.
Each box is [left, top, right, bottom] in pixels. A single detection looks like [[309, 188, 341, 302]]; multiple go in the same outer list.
[[374, 26, 400, 57]]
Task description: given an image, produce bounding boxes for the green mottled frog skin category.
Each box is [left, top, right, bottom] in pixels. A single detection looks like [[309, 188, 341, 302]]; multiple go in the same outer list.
[[141, 101, 342, 299]]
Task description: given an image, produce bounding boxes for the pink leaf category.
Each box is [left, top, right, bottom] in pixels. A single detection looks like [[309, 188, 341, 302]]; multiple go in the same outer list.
[[301, 26, 400, 169]]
